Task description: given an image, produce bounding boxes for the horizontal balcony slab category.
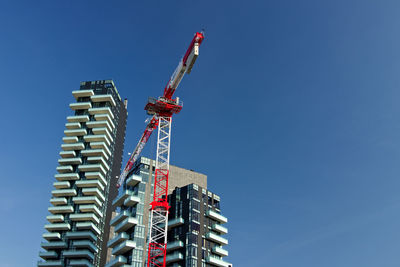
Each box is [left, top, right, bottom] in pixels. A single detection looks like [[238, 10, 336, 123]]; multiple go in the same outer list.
[[76, 180, 105, 191], [114, 217, 138, 233], [46, 215, 64, 223], [62, 136, 78, 143], [65, 122, 81, 129], [72, 240, 98, 253], [51, 189, 77, 197], [53, 181, 70, 189], [81, 149, 109, 160], [69, 259, 94, 267], [63, 249, 94, 261], [89, 142, 111, 155], [94, 113, 115, 128], [205, 232, 228, 246], [42, 232, 61, 241], [55, 173, 79, 181], [78, 164, 106, 176], [70, 102, 92, 110], [112, 190, 134, 207], [86, 120, 113, 133], [126, 175, 141, 187], [167, 240, 184, 251], [123, 196, 140, 207], [48, 205, 74, 214], [84, 135, 111, 146], [168, 217, 184, 229], [56, 165, 73, 173], [65, 231, 97, 242], [76, 222, 101, 236], [110, 211, 130, 227], [206, 210, 228, 224], [105, 255, 127, 267], [92, 127, 113, 141], [165, 252, 184, 263], [111, 240, 136, 256], [37, 260, 63, 267], [212, 224, 228, 235], [70, 213, 100, 224], [72, 196, 101, 207], [44, 223, 71, 232], [72, 89, 94, 100], [91, 94, 116, 106], [87, 156, 109, 170], [107, 232, 129, 248], [59, 151, 76, 158], [50, 197, 67, 206], [61, 143, 85, 151], [82, 188, 105, 201], [84, 172, 107, 185], [64, 129, 87, 137], [206, 256, 231, 267], [212, 246, 229, 257], [41, 241, 67, 249], [58, 157, 82, 165], [39, 251, 58, 260], [67, 115, 89, 123], [88, 107, 114, 119]]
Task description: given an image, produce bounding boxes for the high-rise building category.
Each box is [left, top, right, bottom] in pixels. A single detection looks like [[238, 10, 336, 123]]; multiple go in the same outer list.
[[38, 80, 128, 267], [106, 157, 230, 267], [167, 184, 230, 267]]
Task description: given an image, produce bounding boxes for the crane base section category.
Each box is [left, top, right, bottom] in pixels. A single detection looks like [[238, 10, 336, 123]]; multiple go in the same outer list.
[[147, 242, 167, 267]]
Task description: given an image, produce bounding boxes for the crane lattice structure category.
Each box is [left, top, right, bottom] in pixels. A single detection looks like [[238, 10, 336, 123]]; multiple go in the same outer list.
[[116, 32, 205, 267]]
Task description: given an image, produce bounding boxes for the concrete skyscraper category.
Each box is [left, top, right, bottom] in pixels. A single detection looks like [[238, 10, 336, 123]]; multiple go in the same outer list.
[[38, 80, 128, 267]]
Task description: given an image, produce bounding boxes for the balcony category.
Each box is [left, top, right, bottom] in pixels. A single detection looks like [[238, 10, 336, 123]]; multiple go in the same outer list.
[[90, 142, 111, 155], [91, 94, 116, 106], [53, 181, 70, 189], [205, 232, 228, 246], [78, 164, 106, 176], [37, 260, 63, 267], [88, 107, 114, 119], [70, 213, 99, 224], [48, 205, 74, 214], [167, 240, 184, 251], [63, 249, 94, 261], [62, 136, 78, 143], [44, 223, 71, 232], [55, 173, 79, 181], [206, 210, 228, 224], [39, 251, 58, 260], [94, 113, 114, 127], [124, 196, 140, 207], [65, 122, 81, 129], [206, 256, 231, 267], [87, 156, 109, 170], [110, 211, 130, 226], [72, 89, 94, 99], [107, 232, 129, 248], [114, 217, 138, 233], [111, 240, 136, 256], [50, 197, 67, 206], [64, 129, 87, 137], [112, 190, 133, 206], [70, 102, 92, 110], [105, 255, 127, 267], [84, 135, 111, 146], [126, 174, 141, 187], [212, 224, 228, 235], [46, 215, 64, 223], [86, 121, 113, 133], [92, 127, 112, 141], [41, 241, 67, 249], [72, 196, 101, 207], [165, 252, 184, 263], [76, 222, 101, 235], [168, 217, 184, 229], [81, 149, 109, 160], [56, 165, 73, 173], [67, 115, 89, 123], [65, 231, 97, 242], [59, 151, 76, 158], [82, 188, 105, 201], [69, 259, 94, 267], [78, 205, 103, 218], [51, 189, 77, 197], [72, 240, 98, 253], [42, 232, 61, 241], [58, 158, 82, 165], [61, 142, 85, 151], [212, 246, 229, 257], [76, 179, 105, 191], [84, 172, 107, 185]]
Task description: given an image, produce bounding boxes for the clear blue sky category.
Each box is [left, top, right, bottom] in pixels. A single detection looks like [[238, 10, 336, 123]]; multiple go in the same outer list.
[[1, 0, 400, 266]]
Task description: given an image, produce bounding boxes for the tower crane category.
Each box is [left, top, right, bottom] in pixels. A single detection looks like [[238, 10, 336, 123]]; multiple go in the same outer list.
[[116, 31, 205, 267]]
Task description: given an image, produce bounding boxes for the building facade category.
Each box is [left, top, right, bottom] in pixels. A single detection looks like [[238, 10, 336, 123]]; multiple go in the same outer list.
[[38, 80, 128, 267], [106, 157, 230, 267]]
